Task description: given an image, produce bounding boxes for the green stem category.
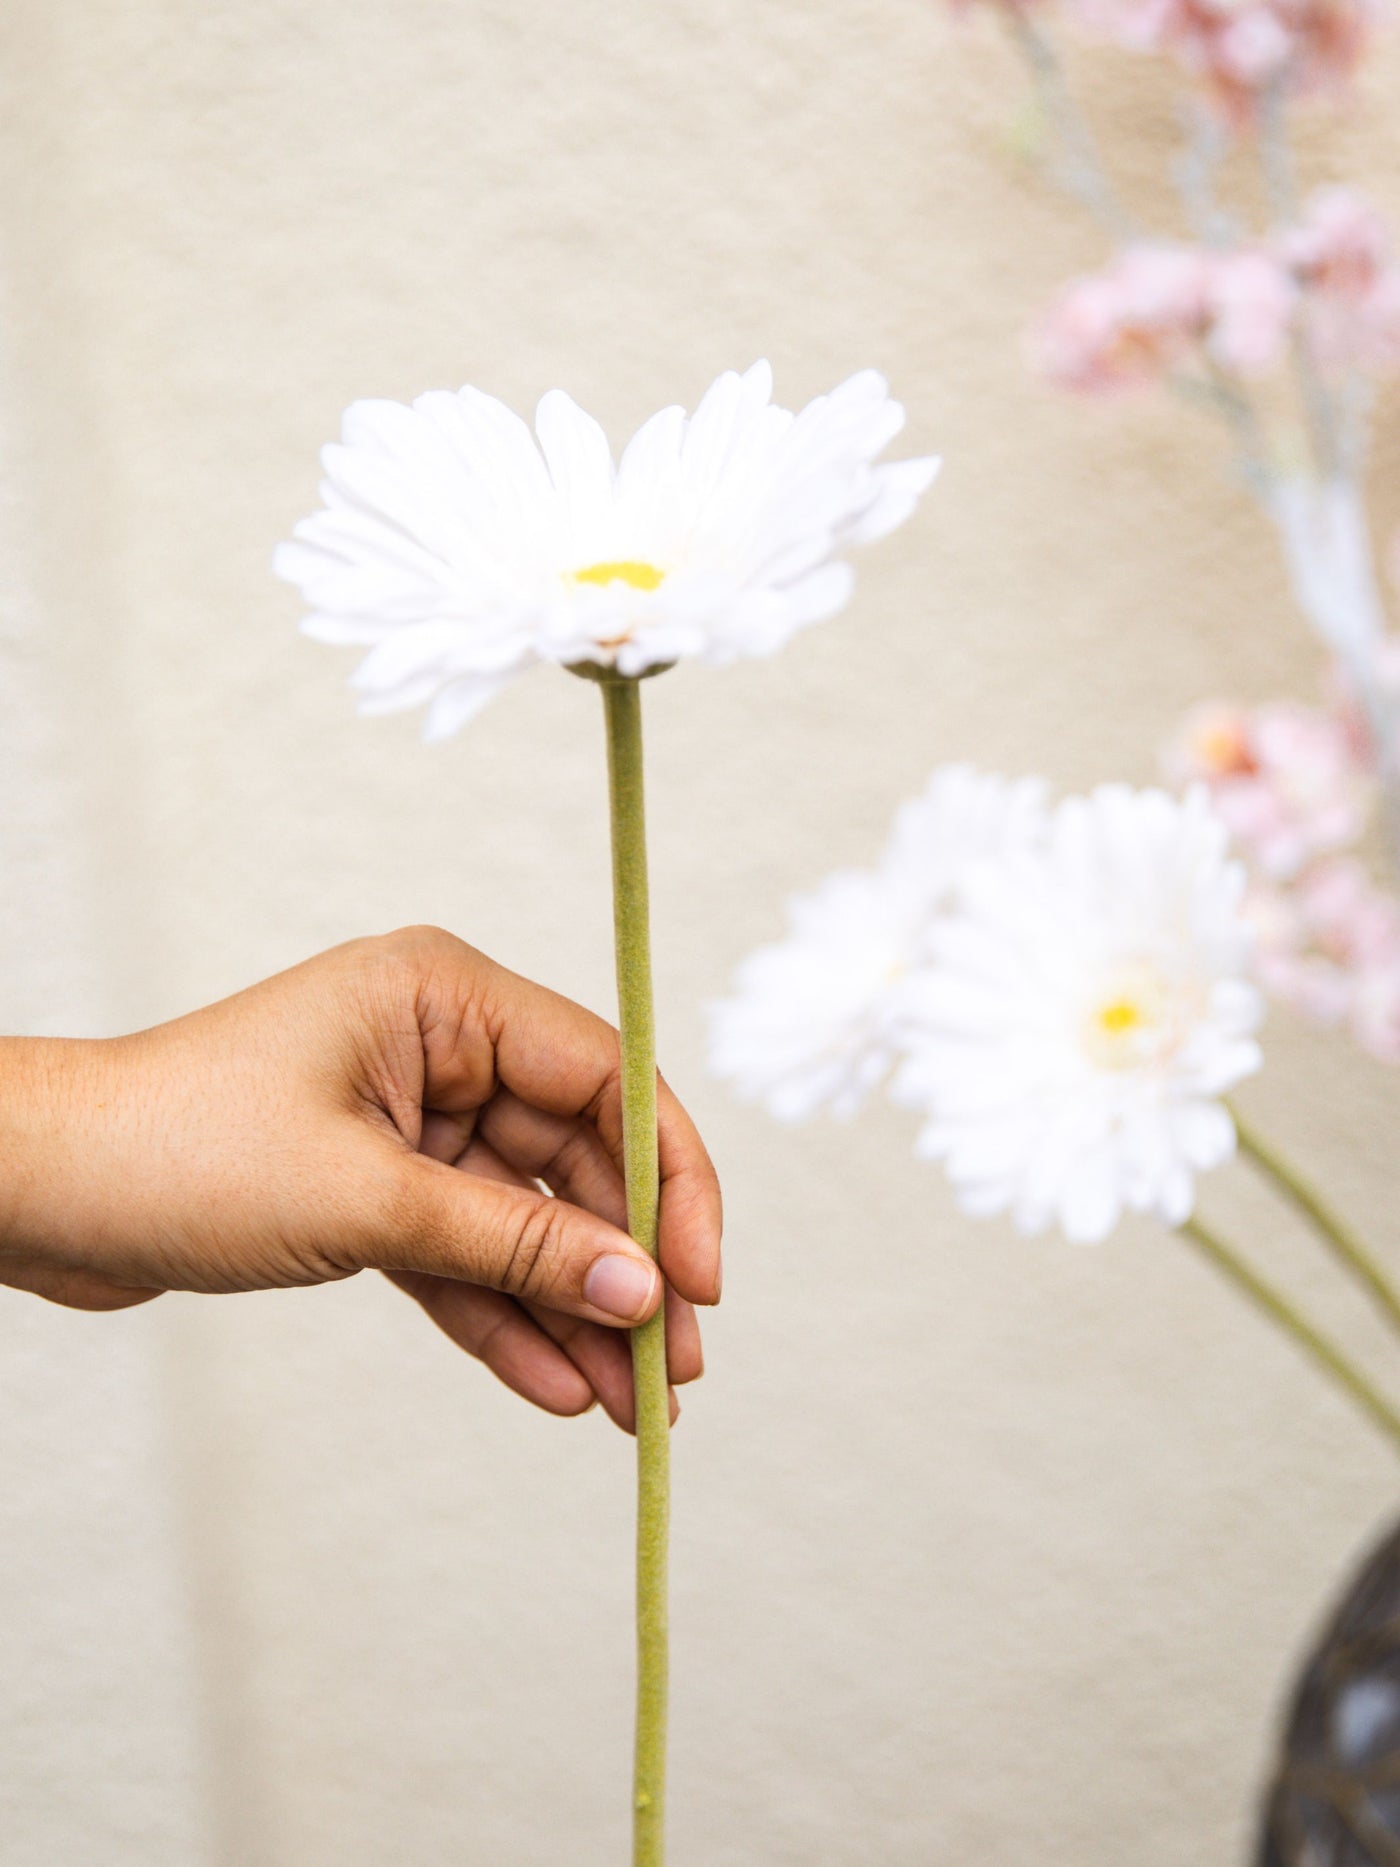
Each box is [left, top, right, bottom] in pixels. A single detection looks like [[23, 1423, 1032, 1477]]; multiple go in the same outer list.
[[1256, 81, 1342, 483], [601, 675, 669, 1867], [1180, 1215, 1400, 1454], [1230, 1105, 1400, 1347]]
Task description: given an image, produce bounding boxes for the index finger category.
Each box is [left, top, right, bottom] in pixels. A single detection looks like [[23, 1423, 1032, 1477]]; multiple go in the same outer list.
[[412, 938, 723, 1305]]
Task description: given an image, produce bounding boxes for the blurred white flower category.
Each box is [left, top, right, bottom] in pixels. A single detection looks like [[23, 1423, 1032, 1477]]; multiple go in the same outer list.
[[707, 766, 1047, 1122], [893, 786, 1263, 1243], [882, 764, 1050, 918], [707, 867, 918, 1124], [275, 362, 939, 741]]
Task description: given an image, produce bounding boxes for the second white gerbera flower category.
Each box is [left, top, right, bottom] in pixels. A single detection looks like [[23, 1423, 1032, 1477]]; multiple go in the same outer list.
[[707, 767, 1048, 1121], [275, 362, 938, 741], [893, 786, 1264, 1243]]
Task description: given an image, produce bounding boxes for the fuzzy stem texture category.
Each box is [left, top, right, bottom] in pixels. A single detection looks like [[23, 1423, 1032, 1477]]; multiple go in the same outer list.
[[602, 675, 669, 1867], [1181, 1215, 1400, 1454], [1230, 1107, 1400, 1345]]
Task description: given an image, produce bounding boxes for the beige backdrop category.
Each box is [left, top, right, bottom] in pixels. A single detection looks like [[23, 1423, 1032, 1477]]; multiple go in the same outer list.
[[3, 3, 1400, 1862]]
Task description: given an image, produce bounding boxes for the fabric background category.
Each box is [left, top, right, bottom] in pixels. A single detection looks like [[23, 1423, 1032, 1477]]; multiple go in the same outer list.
[[3, 3, 1400, 1861]]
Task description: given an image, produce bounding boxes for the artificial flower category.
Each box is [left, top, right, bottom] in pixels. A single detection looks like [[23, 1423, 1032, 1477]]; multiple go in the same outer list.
[[892, 786, 1263, 1242], [1030, 246, 1213, 394], [1163, 698, 1370, 878], [707, 767, 1046, 1121], [1206, 251, 1299, 375], [1069, 0, 1381, 116], [1250, 859, 1400, 1059], [707, 868, 922, 1125], [1031, 244, 1294, 394], [1352, 955, 1400, 1060], [275, 363, 939, 740], [1281, 187, 1400, 373]]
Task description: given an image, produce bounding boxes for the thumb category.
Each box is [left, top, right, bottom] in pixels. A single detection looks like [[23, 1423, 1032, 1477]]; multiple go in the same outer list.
[[368, 1152, 664, 1327]]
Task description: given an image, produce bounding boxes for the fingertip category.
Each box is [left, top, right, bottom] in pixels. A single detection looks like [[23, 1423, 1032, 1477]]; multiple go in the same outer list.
[[503, 1349, 597, 1419], [664, 1293, 705, 1384], [656, 1170, 723, 1308], [660, 1245, 722, 1310]]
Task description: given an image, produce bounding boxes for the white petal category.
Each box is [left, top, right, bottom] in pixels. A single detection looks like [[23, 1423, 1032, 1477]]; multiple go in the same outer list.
[[535, 390, 615, 507], [422, 673, 518, 741], [848, 456, 943, 544]]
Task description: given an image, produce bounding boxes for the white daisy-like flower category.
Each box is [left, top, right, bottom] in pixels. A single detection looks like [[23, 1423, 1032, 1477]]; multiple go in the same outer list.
[[881, 764, 1049, 918], [707, 766, 1048, 1122], [893, 785, 1263, 1244], [708, 868, 919, 1124], [274, 362, 939, 741]]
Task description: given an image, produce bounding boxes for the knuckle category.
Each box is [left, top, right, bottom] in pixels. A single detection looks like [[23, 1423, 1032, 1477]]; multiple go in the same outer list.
[[345, 926, 462, 1006], [378, 924, 481, 975], [381, 923, 456, 959], [372, 927, 497, 1048], [499, 1196, 572, 1301], [375, 927, 451, 995]]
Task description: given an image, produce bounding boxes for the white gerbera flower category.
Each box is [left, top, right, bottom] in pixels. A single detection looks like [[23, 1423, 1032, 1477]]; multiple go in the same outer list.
[[894, 785, 1263, 1244], [707, 766, 1048, 1121], [708, 868, 918, 1123], [274, 362, 939, 741], [881, 764, 1049, 917]]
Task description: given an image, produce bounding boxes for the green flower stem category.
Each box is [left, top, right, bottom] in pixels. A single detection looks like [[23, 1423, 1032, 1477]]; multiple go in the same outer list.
[[1180, 1215, 1400, 1455], [601, 674, 669, 1867], [1229, 1104, 1400, 1347]]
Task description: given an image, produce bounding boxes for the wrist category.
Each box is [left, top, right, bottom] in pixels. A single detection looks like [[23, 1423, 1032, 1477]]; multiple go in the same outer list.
[[0, 1036, 121, 1251]]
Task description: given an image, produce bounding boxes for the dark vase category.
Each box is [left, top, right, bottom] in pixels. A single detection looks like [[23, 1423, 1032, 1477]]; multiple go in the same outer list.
[[1260, 1517, 1400, 1865]]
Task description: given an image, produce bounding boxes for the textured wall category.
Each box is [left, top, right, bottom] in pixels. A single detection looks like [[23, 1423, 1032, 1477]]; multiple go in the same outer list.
[[3, 2, 1400, 1862]]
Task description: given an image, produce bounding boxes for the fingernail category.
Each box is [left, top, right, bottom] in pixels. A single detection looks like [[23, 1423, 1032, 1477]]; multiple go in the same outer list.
[[668, 1390, 680, 1426], [583, 1254, 660, 1322]]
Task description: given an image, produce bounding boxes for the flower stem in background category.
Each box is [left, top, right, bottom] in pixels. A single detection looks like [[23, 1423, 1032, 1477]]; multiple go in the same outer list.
[[1001, 6, 1135, 240], [1257, 83, 1343, 483], [1181, 1215, 1400, 1454], [1229, 1105, 1400, 1346], [602, 673, 669, 1867]]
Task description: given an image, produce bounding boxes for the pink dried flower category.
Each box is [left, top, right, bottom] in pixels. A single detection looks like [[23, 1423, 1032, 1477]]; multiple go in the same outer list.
[[1033, 244, 1296, 394], [1275, 0, 1386, 93], [1296, 857, 1400, 963], [1031, 246, 1211, 393], [1280, 188, 1400, 372], [1352, 960, 1400, 1060], [1247, 861, 1400, 1059], [946, 0, 1045, 14], [1296, 860, 1400, 1060], [1325, 635, 1400, 771], [1248, 884, 1353, 1022], [1164, 699, 1371, 878], [1070, 0, 1383, 116], [1205, 250, 1298, 374]]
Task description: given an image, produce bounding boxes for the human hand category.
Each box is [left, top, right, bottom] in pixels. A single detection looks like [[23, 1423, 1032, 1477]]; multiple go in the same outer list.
[[0, 927, 722, 1430]]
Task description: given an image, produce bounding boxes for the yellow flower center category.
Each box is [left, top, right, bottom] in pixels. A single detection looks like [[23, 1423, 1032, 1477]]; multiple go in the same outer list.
[[1096, 999, 1145, 1037], [1084, 965, 1181, 1070], [571, 559, 666, 592]]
